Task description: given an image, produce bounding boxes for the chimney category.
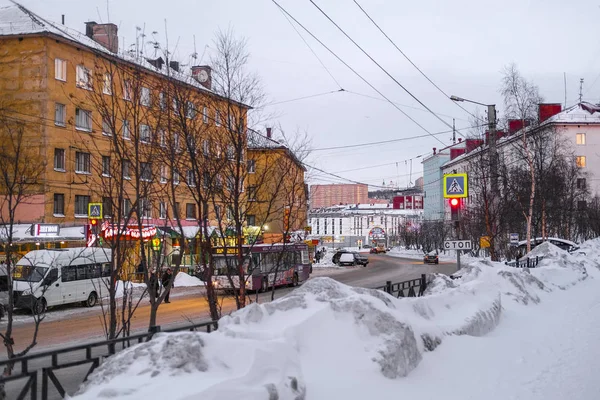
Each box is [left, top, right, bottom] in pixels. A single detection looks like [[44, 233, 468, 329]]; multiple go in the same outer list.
[[85, 21, 118, 53], [458, 137, 462, 142], [538, 103, 562, 123], [191, 65, 212, 90], [146, 57, 164, 70], [432, 147, 436, 155], [169, 61, 180, 72], [266, 127, 272, 139]]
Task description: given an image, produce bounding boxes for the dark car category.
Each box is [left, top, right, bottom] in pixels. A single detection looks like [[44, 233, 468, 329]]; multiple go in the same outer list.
[[423, 252, 439, 264], [332, 250, 349, 265], [353, 252, 369, 267]]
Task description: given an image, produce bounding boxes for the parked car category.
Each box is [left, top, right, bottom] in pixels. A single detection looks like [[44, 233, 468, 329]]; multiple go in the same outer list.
[[332, 250, 349, 265], [362, 244, 372, 249], [370, 246, 387, 254], [423, 252, 439, 264], [339, 253, 357, 266], [352, 252, 369, 267]]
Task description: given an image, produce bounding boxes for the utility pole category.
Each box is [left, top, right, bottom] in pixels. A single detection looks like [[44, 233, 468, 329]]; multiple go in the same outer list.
[[452, 118, 456, 144]]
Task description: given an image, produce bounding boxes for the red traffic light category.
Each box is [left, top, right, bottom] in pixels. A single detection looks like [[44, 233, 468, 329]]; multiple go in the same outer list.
[[449, 198, 459, 207]]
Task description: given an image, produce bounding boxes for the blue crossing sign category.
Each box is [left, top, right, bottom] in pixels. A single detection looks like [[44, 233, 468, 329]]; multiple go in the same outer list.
[[443, 173, 468, 198]]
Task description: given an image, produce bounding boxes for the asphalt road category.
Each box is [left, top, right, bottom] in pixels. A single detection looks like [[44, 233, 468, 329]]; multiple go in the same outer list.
[[3, 254, 456, 399]]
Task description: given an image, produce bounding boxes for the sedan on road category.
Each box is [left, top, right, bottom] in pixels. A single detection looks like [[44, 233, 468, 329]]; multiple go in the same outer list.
[[352, 252, 369, 267], [423, 252, 439, 264]]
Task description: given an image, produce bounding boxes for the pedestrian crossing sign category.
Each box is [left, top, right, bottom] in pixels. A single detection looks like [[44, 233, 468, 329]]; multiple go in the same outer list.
[[443, 173, 468, 198]]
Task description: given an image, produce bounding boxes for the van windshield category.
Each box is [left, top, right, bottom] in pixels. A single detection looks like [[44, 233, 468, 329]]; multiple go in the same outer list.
[[13, 265, 48, 282]]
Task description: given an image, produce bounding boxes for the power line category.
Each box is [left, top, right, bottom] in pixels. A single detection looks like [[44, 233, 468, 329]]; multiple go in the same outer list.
[[260, 89, 344, 107], [271, 0, 446, 146], [302, 161, 392, 190], [308, 0, 457, 134], [352, 0, 480, 124]]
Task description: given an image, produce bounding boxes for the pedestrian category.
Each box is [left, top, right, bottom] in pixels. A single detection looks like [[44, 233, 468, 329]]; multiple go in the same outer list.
[[149, 269, 159, 300], [162, 268, 173, 303], [315, 250, 321, 263]]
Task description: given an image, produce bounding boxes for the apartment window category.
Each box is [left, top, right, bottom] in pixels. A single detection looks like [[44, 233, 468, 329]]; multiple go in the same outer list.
[[316, 219, 320, 235], [214, 205, 221, 219], [76, 65, 91, 89], [140, 199, 152, 219], [74, 195, 90, 217], [159, 201, 167, 219], [202, 106, 208, 123], [140, 162, 152, 182], [247, 159, 256, 173], [203, 171, 210, 188], [174, 202, 180, 219], [102, 156, 111, 177], [173, 170, 180, 185], [122, 160, 131, 179], [247, 215, 256, 226], [54, 148, 65, 171], [332, 219, 335, 235], [215, 110, 221, 126], [226, 145, 235, 160], [215, 175, 222, 189], [102, 119, 113, 136], [174, 133, 181, 152], [54, 103, 66, 126], [122, 198, 132, 217], [227, 176, 235, 192], [577, 178, 587, 189], [75, 152, 91, 174], [103, 73, 112, 95], [160, 165, 168, 183], [340, 218, 343, 234], [185, 101, 196, 119], [187, 170, 196, 187], [324, 219, 328, 234], [102, 197, 113, 217], [226, 206, 234, 220], [203, 140, 210, 156], [122, 120, 131, 139], [576, 133, 586, 145], [576, 156, 586, 168], [248, 186, 256, 201], [140, 87, 151, 106], [186, 203, 197, 220], [173, 98, 180, 115], [159, 130, 166, 147], [159, 92, 166, 111], [53, 194, 65, 216], [75, 108, 92, 132], [123, 80, 132, 100], [140, 125, 151, 144], [55, 58, 67, 81]]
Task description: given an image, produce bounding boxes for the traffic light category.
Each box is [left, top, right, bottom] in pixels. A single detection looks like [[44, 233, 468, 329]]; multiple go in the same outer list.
[[89, 218, 99, 235], [449, 198, 460, 221]]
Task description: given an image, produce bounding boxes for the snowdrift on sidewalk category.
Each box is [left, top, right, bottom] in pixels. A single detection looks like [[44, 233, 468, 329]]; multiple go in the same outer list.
[[73, 241, 591, 400]]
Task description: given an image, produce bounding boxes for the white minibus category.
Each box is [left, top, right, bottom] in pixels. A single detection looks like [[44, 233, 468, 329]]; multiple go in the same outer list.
[[12, 247, 111, 314]]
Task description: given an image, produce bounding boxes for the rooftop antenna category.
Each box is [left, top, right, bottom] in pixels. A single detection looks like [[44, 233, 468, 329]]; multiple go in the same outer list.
[[579, 78, 584, 103], [106, 0, 110, 23], [191, 35, 198, 63], [564, 72, 567, 109]]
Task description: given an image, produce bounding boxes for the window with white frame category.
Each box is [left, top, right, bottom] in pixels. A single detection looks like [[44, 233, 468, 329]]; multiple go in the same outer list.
[[187, 170, 196, 187], [576, 133, 586, 145], [227, 176, 235, 192], [122, 160, 131, 179], [140, 162, 152, 182], [55, 58, 67, 81], [186, 203, 197, 220], [102, 119, 113, 136], [173, 170, 180, 185], [203, 106, 208, 123], [185, 101, 196, 119], [140, 198, 152, 219], [203, 171, 210, 187], [174, 133, 180, 152], [140, 124, 151, 143], [53, 193, 65, 216], [226, 206, 234, 220], [74, 195, 90, 217], [160, 165, 168, 183], [54, 148, 65, 171], [159, 92, 166, 110], [226, 145, 235, 160], [248, 186, 256, 201], [159, 130, 166, 147], [122, 198, 132, 216], [123, 79, 132, 100], [140, 87, 151, 106], [103, 73, 112, 95], [75, 152, 91, 174], [159, 201, 167, 219], [203, 140, 210, 156], [55, 103, 66, 126], [215, 110, 221, 126], [173, 98, 180, 115], [122, 120, 130, 139], [76, 65, 91, 89], [247, 159, 256, 173], [75, 108, 92, 132], [102, 156, 111, 176]]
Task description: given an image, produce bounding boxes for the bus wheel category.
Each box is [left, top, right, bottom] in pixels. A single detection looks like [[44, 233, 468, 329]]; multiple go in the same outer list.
[[85, 292, 98, 308], [33, 298, 46, 315]]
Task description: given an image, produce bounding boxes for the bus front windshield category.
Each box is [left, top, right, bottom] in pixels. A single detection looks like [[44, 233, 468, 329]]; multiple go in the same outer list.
[[13, 265, 48, 282]]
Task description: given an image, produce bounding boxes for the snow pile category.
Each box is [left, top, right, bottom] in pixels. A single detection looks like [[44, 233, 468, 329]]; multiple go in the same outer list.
[[73, 240, 599, 400], [173, 272, 205, 287], [113, 281, 145, 299], [312, 249, 337, 268]]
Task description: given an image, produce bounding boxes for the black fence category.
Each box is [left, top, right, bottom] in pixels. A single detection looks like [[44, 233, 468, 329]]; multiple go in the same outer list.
[[1, 320, 218, 400], [505, 256, 544, 268], [375, 274, 427, 298]]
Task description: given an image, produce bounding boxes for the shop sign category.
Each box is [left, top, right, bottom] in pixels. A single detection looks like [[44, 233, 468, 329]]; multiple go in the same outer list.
[[31, 224, 60, 237], [102, 224, 157, 241]]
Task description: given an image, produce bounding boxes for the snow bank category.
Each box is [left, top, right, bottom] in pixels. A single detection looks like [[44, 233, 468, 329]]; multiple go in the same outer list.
[[174, 272, 205, 287], [114, 281, 145, 299], [73, 240, 596, 400]]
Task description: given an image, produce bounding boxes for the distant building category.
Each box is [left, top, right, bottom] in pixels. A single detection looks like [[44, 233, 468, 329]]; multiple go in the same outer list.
[[310, 183, 368, 209]]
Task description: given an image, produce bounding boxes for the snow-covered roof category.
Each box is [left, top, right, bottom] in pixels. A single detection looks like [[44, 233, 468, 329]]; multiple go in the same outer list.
[[17, 247, 112, 267], [0, 4, 251, 107], [247, 129, 285, 149], [309, 203, 423, 216], [545, 102, 600, 124]]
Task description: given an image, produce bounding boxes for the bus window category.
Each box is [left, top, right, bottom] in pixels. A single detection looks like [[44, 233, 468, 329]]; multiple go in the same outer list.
[[301, 250, 309, 265], [61, 266, 77, 282], [102, 263, 111, 277]]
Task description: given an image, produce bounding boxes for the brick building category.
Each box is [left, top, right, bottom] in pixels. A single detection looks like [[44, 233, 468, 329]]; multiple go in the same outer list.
[[310, 183, 368, 209]]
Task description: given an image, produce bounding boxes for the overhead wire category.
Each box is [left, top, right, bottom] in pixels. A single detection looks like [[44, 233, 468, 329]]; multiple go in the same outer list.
[[270, 0, 447, 146], [351, 0, 481, 124]]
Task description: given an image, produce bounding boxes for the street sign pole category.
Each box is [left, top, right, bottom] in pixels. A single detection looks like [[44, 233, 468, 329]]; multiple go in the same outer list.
[[456, 210, 461, 272]]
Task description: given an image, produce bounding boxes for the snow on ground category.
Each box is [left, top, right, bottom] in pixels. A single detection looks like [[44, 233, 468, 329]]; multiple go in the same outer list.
[[174, 272, 205, 287], [72, 239, 600, 400], [387, 246, 481, 263]]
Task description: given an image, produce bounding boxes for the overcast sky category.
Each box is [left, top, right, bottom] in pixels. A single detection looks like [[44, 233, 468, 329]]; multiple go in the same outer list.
[[5, 0, 600, 189]]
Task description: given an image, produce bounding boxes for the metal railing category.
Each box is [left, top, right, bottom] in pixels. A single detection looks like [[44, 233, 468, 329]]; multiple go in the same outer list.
[[375, 274, 427, 298], [505, 256, 543, 268], [1, 320, 218, 400]]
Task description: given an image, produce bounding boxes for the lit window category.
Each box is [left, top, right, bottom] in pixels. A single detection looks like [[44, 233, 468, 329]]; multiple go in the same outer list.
[[576, 156, 586, 168], [576, 133, 586, 145], [55, 59, 67, 81]]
